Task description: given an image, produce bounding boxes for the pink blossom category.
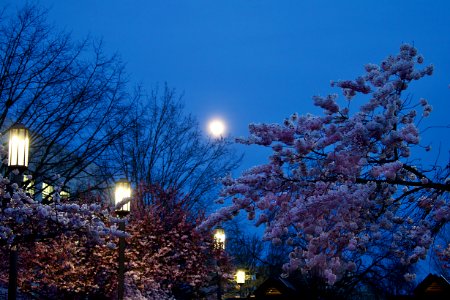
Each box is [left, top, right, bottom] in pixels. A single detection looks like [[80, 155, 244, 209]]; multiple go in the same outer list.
[[433, 206, 450, 222], [324, 269, 337, 285], [423, 104, 432, 117], [313, 94, 340, 114], [347, 238, 357, 251], [417, 55, 424, 64]]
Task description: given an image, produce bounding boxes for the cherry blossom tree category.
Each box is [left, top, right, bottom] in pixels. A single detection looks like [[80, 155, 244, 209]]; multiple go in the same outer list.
[[13, 185, 232, 299], [11, 233, 118, 299], [0, 172, 119, 248], [0, 169, 126, 299], [202, 44, 449, 296]]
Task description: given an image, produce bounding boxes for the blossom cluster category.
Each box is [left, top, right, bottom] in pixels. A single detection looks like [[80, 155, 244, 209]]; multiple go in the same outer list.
[[203, 44, 449, 287], [0, 174, 122, 246], [5, 184, 231, 299]]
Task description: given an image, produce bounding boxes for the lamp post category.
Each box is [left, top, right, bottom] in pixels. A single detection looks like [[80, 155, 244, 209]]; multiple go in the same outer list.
[[7, 123, 30, 300], [213, 227, 226, 299], [114, 179, 131, 300]]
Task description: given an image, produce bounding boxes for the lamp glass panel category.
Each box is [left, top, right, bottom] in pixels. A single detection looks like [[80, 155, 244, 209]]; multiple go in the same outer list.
[[236, 270, 246, 284], [23, 175, 34, 195], [213, 228, 226, 249], [60, 190, 70, 199], [42, 182, 54, 200], [115, 181, 131, 211], [8, 127, 29, 168]]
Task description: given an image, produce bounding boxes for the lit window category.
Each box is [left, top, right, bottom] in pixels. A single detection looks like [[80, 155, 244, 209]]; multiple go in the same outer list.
[[60, 190, 70, 200], [42, 182, 54, 200], [23, 175, 34, 195]]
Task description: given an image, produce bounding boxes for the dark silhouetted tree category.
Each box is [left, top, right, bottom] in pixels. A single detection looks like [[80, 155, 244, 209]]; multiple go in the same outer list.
[[111, 85, 241, 211], [0, 4, 131, 196]]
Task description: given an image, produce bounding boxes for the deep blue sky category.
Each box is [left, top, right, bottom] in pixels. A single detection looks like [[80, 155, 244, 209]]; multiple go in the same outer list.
[[7, 0, 450, 171]]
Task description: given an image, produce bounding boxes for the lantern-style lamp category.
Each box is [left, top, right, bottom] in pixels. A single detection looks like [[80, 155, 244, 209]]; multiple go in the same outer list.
[[236, 269, 246, 284], [8, 123, 29, 170], [115, 179, 131, 215], [213, 226, 226, 250]]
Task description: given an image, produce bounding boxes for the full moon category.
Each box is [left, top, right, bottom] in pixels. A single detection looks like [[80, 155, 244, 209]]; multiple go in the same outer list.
[[208, 119, 226, 137]]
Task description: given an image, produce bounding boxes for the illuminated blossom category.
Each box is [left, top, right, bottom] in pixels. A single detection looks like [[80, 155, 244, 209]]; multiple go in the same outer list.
[[202, 44, 449, 289]]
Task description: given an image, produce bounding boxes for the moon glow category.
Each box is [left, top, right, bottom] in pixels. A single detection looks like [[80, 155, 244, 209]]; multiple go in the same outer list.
[[208, 119, 226, 137]]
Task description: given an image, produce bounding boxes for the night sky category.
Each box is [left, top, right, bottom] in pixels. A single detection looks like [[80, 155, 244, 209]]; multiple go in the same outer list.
[[7, 0, 450, 172]]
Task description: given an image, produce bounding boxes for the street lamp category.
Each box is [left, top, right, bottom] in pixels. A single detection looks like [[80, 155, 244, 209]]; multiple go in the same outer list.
[[7, 123, 30, 300], [114, 179, 131, 300]]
